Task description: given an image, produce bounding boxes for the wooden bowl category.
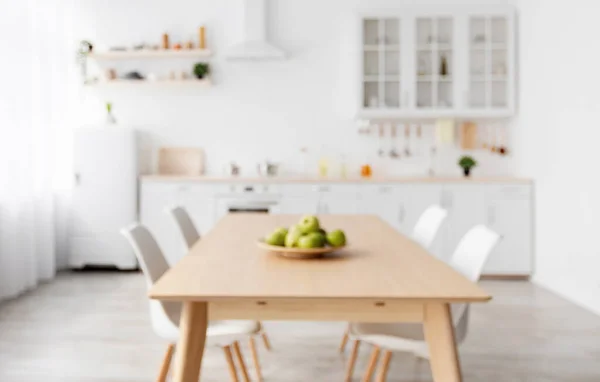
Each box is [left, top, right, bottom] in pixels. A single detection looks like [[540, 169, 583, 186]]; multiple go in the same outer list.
[[256, 240, 346, 259]]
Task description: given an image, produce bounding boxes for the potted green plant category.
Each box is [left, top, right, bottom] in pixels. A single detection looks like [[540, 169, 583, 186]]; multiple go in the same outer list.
[[193, 62, 210, 79], [458, 155, 477, 177]]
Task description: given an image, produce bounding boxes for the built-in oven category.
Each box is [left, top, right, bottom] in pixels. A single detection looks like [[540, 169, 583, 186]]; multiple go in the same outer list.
[[215, 183, 281, 219]]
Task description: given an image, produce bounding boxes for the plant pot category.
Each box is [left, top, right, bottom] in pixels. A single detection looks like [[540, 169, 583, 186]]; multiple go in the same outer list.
[[463, 167, 471, 177], [194, 74, 205, 80]]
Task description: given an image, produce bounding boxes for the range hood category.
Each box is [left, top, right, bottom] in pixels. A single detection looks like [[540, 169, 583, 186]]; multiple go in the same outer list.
[[226, 0, 286, 60]]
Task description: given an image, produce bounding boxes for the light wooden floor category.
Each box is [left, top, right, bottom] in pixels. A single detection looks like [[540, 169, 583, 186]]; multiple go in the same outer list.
[[0, 272, 599, 382]]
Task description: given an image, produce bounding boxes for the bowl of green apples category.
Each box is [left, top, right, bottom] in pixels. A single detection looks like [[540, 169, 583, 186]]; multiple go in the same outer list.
[[257, 215, 347, 259]]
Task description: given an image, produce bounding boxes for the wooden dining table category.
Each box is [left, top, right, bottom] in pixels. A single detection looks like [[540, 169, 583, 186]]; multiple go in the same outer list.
[[149, 214, 491, 382]]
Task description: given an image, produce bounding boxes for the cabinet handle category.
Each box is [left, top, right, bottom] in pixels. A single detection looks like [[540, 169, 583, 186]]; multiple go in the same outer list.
[[74, 173, 81, 186]]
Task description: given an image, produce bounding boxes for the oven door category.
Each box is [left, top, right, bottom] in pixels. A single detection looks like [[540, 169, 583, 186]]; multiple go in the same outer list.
[[215, 197, 280, 220]]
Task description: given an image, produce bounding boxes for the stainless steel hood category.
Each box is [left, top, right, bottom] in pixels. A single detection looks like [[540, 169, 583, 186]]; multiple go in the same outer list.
[[226, 0, 286, 60]]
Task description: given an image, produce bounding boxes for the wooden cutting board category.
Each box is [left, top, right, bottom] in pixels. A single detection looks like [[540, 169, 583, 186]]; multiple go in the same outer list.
[[158, 147, 204, 175], [460, 122, 478, 150]]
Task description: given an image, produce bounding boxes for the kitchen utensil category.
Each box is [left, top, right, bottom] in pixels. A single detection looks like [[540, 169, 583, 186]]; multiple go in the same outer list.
[[415, 124, 423, 156], [256, 239, 346, 259], [257, 161, 279, 177], [158, 147, 204, 175], [498, 126, 508, 155], [389, 125, 400, 159], [377, 124, 385, 157], [404, 124, 411, 157], [490, 126, 497, 153], [224, 162, 241, 176]]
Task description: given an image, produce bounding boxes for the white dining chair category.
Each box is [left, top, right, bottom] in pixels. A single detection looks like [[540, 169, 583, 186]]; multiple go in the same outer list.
[[121, 223, 266, 382], [165, 205, 274, 353], [338, 204, 448, 354], [411, 204, 449, 249], [344, 224, 501, 382], [166, 206, 201, 250]]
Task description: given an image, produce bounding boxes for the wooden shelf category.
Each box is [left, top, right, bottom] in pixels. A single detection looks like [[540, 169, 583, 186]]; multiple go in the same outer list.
[[84, 79, 212, 87], [87, 49, 212, 60]]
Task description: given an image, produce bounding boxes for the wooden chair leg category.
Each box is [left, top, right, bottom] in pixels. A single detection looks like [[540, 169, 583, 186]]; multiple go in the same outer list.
[[344, 339, 361, 382], [261, 332, 272, 351], [156, 343, 175, 382], [376, 351, 392, 382], [223, 346, 239, 382], [249, 337, 263, 381], [233, 341, 251, 382], [339, 326, 350, 353], [361, 346, 380, 382]]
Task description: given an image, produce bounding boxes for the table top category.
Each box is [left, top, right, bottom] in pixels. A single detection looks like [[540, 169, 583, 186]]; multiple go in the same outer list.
[[149, 214, 491, 303]]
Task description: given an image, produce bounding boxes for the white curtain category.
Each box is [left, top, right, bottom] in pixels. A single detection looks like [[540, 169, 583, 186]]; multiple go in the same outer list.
[[0, 0, 75, 300]]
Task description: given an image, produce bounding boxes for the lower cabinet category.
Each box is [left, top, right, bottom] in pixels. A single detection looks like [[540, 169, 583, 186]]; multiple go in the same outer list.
[[483, 186, 533, 276], [140, 180, 533, 277]]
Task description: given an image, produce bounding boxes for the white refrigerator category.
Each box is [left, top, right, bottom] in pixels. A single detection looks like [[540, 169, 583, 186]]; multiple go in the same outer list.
[[69, 127, 138, 270]]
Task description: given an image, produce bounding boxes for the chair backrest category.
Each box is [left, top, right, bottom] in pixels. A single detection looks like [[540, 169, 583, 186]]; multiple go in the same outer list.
[[120, 224, 181, 328], [448, 224, 500, 339], [167, 206, 200, 250], [411, 205, 448, 249], [449, 224, 501, 282]]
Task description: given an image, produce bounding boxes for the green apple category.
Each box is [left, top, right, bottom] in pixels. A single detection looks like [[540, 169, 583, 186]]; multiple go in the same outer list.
[[317, 228, 327, 236], [298, 215, 320, 234], [326, 229, 346, 247], [265, 231, 285, 246], [297, 232, 326, 249], [285, 225, 303, 247], [274, 227, 289, 237]]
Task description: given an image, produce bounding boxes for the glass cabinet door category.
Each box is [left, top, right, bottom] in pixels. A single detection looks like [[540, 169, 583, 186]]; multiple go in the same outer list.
[[415, 17, 454, 110], [468, 15, 509, 109], [362, 18, 401, 109]]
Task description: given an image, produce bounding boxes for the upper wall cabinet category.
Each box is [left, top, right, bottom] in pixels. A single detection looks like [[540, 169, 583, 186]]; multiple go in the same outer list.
[[358, 6, 515, 119]]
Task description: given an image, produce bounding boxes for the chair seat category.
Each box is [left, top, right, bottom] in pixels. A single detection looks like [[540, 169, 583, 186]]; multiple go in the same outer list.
[[350, 322, 425, 342], [208, 320, 261, 337]]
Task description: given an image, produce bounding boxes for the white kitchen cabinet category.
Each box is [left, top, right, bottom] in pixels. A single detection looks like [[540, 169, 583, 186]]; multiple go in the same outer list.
[[441, 184, 487, 262], [140, 183, 181, 265], [319, 189, 360, 214], [483, 185, 532, 276], [358, 185, 403, 231], [358, 5, 515, 119], [273, 196, 319, 215]]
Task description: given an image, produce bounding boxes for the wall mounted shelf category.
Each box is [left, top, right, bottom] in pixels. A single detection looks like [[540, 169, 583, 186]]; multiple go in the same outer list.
[[84, 79, 212, 88], [87, 49, 213, 60]]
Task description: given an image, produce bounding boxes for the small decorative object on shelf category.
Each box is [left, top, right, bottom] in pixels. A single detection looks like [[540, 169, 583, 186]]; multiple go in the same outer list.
[[105, 102, 117, 125], [173, 43, 182, 50], [162, 33, 170, 49], [185, 40, 194, 50], [360, 164, 372, 178], [440, 54, 448, 76], [199, 26, 206, 49], [458, 155, 477, 177], [77, 40, 94, 82], [193, 62, 210, 79]]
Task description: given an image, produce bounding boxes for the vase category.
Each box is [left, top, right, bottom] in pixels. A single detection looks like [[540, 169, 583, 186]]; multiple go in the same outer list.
[[106, 111, 117, 125], [463, 168, 471, 177]]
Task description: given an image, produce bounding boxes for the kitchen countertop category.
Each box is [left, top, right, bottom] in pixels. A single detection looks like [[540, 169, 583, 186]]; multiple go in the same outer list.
[[140, 175, 533, 184]]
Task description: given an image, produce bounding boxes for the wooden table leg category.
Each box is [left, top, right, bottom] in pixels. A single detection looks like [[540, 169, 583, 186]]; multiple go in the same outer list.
[[423, 303, 463, 382], [173, 301, 208, 382]]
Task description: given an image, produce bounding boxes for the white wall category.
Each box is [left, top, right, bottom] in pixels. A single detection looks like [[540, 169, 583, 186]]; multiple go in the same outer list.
[[515, 0, 600, 314], [73, 0, 516, 177]]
